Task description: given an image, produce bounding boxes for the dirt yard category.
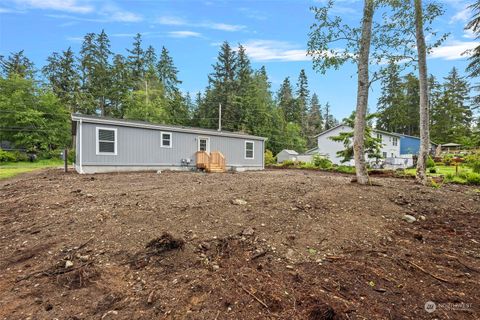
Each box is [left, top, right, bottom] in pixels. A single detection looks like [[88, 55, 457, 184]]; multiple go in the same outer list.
[[0, 169, 479, 319]]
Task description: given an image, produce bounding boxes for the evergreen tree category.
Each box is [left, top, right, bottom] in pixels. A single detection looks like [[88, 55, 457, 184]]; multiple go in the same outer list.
[[42, 47, 81, 113], [306, 93, 323, 148], [277, 77, 295, 123], [206, 41, 238, 130], [127, 33, 145, 88], [324, 102, 337, 130], [376, 60, 405, 133], [157, 46, 181, 97], [295, 69, 309, 129], [0, 50, 35, 79], [110, 54, 131, 117]]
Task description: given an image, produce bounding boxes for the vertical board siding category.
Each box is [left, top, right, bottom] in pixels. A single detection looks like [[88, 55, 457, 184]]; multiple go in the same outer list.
[[80, 122, 264, 168]]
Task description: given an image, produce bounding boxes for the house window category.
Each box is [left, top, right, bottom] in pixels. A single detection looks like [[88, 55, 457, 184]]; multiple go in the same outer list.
[[245, 141, 254, 159], [391, 153, 394, 157], [376, 133, 382, 141], [392, 137, 398, 146], [96, 127, 117, 155], [198, 137, 209, 152], [161, 132, 172, 148], [382, 152, 387, 158]]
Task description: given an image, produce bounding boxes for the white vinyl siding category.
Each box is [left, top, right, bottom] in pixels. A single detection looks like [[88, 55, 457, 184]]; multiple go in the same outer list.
[[96, 127, 117, 155], [161, 132, 172, 148], [245, 141, 254, 159]]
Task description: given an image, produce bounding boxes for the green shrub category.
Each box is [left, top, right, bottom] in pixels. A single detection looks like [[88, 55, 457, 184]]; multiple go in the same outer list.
[[67, 149, 76, 164], [466, 172, 480, 185], [281, 160, 295, 167], [465, 154, 480, 173], [38, 149, 62, 160], [312, 154, 333, 169], [334, 165, 355, 174], [12, 151, 28, 162], [426, 156, 435, 168], [264, 150, 276, 165], [443, 154, 454, 166], [299, 162, 317, 169], [0, 149, 17, 162]]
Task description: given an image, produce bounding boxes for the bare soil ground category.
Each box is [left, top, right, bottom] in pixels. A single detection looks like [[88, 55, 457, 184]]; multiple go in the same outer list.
[[0, 169, 479, 320]]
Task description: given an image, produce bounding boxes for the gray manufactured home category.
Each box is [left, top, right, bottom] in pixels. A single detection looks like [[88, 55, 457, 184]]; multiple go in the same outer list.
[[72, 114, 265, 174]]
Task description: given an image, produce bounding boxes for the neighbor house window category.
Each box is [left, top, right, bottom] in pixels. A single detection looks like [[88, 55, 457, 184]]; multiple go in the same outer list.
[[383, 152, 387, 158], [96, 127, 117, 155], [376, 133, 382, 141], [245, 141, 254, 159], [161, 132, 172, 148], [392, 137, 398, 146]]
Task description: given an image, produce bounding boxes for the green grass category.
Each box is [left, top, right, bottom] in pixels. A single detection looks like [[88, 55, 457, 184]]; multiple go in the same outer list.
[[0, 159, 64, 180], [404, 165, 472, 177]]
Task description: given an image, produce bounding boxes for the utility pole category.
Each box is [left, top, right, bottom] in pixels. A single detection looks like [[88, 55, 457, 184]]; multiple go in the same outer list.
[[218, 103, 222, 131]]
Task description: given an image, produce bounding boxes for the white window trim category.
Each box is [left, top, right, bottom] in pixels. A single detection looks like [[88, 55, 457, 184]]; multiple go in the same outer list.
[[197, 137, 210, 153], [245, 140, 254, 159], [161, 131, 172, 148], [96, 127, 117, 156]]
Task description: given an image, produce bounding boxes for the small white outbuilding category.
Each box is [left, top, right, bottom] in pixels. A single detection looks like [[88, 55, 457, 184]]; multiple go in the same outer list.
[[276, 149, 299, 163]]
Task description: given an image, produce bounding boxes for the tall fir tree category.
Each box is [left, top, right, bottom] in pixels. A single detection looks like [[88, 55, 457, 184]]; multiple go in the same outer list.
[[306, 93, 323, 148], [295, 69, 310, 131], [0, 50, 35, 79]]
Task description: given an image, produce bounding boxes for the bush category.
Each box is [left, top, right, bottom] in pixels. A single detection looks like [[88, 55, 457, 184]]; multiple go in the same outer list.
[[334, 165, 355, 174], [426, 156, 435, 168], [38, 149, 62, 160], [264, 150, 276, 166], [0, 149, 17, 162], [67, 149, 76, 164], [281, 160, 295, 167], [465, 154, 480, 173], [429, 167, 437, 174], [312, 154, 333, 169], [466, 172, 480, 185], [443, 154, 454, 166]]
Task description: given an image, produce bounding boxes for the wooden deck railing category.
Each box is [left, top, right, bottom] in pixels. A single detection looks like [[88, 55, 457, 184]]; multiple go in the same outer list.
[[196, 151, 225, 172]]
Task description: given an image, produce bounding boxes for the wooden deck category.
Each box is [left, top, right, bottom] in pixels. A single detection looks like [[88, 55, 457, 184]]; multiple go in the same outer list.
[[196, 151, 226, 173]]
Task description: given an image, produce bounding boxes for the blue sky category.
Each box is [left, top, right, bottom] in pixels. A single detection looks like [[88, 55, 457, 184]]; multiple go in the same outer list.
[[0, 0, 478, 120]]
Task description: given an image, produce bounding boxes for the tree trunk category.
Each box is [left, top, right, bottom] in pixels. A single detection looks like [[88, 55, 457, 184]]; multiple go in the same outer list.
[[414, 0, 430, 185], [353, 0, 374, 185]]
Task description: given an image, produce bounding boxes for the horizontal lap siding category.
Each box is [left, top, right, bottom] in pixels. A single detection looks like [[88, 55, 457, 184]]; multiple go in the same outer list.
[[80, 122, 263, 168]]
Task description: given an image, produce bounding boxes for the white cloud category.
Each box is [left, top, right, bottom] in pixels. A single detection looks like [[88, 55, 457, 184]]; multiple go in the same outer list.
[[430, 40, 479, 60], [209, 23, 245, 32], [450, 7, 470, 24], [168, 30, 202, 38], [157, 15, 246, 32], [157, 15, 187, 26], [99, 4, 142, 22], [13, 0, 93, 14], [243, 40, 310, 62]]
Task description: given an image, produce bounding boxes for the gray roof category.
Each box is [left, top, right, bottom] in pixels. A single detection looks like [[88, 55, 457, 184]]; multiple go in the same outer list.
[[441, 143, 462, 147], [72, 114, 266, 141], [280, 149, 299, 155]]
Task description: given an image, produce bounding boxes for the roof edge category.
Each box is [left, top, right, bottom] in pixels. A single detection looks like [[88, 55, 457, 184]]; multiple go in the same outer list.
[[72, 114, 267, 141]]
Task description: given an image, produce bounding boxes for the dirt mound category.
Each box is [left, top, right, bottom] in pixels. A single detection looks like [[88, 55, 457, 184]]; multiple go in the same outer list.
[[145, 232, 185, 253]]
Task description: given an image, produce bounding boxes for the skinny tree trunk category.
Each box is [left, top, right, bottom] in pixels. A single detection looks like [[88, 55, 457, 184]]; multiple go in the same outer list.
[[414, 0, 430, 185], [353, 0, 374, 185]]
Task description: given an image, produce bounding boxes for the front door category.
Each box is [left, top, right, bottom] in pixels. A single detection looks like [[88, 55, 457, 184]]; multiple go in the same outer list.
[[198, 137, 210, 153]]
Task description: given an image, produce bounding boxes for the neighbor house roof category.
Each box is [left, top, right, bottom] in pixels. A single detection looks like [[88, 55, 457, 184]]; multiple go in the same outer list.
[[72, 114, 266, 141], [314, 124, 401, 138], [397, 133, 438, 146], [441, 143, 462, 147], [280, 149, 299, 155]]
